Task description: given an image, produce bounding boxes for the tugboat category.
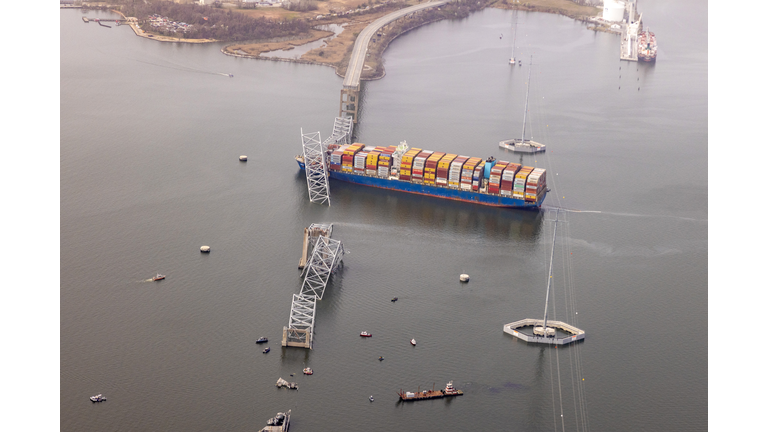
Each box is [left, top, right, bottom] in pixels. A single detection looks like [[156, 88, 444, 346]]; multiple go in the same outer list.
[[303, 367, 313, 375], [152, 273, 165, 281], [442, 380, 461, 396], [360, 331, 372, 337], [263, 347, 271, 354], [256, 337, 268, 344], [259, 409, 291, 432], [89, 394, 107, 403], [410, 338, 416, 346]]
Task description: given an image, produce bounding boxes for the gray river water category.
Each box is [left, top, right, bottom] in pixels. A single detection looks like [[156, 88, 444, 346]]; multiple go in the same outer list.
[[61, 1, 707, 430]]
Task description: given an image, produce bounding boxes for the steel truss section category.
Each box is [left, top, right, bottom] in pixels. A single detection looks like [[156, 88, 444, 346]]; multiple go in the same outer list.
[[299, 236, 344, 300], [284, 294, 317, 348], [322, 117, 354, 147], [301, 129, 331, 206]]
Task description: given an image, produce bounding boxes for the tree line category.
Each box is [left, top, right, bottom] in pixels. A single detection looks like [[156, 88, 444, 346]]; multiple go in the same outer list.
[[114, 0, 310, 41]]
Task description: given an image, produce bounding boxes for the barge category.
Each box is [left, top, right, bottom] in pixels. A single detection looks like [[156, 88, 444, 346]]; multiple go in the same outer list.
[[295, 141, 547, 209], [398, 381, 463, 401], [259, 410, 290, 432]]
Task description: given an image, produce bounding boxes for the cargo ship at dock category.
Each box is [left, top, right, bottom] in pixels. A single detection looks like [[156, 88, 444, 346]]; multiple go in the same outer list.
[[638, 28, 657, 62], [296, 142, 548, 209], [398, 381, 464, 401]]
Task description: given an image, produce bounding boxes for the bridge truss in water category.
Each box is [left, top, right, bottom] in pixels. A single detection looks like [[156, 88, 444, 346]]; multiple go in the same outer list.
[[283, 224, 345, 349], [300, 117, 353, 206]]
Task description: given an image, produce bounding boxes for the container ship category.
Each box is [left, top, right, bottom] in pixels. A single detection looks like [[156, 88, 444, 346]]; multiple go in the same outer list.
[[295, 142, 548, 208], [638, 28, 657, 62]]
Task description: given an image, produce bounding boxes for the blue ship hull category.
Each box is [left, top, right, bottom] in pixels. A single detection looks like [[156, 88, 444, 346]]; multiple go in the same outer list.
[[297, 160, 544, 209]]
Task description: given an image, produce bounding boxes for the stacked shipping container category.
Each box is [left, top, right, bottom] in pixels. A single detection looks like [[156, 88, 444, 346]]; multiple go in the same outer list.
[[411, 150, 433, 184], [366, 151, 380, 176], [341, 143, 364, 172], [460, 158, 482, 191], [525, 168, 547, 202], [488, 161, 509, 194], [329, 149, 344, 171], [436, 154, 457, 186], [512, 166, 534, 199], [423, 152, 445, 185], [447, 156, 469, 189], [398, 148, 422, 181], [377, 146, 395, 178], [354, 151, 368, 174], [500, 163, 522, 196], [472, 165, 484, 191]]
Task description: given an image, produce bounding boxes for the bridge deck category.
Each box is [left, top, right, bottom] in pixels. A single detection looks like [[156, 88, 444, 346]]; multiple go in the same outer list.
[[342, 1, 448, 89]]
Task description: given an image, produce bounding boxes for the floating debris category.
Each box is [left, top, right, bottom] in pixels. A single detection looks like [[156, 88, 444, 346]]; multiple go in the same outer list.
[[276, 377, 298, 390]]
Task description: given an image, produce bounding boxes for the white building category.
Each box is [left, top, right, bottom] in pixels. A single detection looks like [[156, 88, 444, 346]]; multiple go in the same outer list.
[[602, 0, 626, 22]]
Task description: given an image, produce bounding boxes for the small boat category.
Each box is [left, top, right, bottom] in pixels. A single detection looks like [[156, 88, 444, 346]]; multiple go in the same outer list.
[[378, 356, 384, 361], [89, 394, 106, 402], [369, 395, 374, 402], [263, 347, 270, 354], [360, 331, 372, 337], [152, 273, 165, 281], [410, 339, 416, 346], [256, 337, 268, 344], [391, 297, 398, 302], [303, 367, 313, 375]]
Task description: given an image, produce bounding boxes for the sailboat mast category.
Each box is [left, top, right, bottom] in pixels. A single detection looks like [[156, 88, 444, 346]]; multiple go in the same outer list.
[[541, 210, 558, 333], [511, 11, 517, 60], [520, 56, 532, 142]]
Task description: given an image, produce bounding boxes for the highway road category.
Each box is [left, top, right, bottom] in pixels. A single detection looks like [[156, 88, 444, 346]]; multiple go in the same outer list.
[[342, 1, 449, 89]]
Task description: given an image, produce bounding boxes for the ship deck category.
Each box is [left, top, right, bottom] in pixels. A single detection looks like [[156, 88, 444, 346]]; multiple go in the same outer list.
[[399, 390, 464, 401]]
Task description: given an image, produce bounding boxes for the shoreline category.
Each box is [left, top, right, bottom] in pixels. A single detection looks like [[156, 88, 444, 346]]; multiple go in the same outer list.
[[111, 9, 218, 44], [217, 2, 605, 81], [90, 2, 608, 76]]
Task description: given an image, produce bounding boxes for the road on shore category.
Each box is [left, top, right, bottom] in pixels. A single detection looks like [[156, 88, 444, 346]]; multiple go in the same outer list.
[[343, 0, 449, 88]]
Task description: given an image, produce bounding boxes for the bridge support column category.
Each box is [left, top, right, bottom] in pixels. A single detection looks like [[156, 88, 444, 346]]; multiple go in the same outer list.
[[340, 86, 360, 123]]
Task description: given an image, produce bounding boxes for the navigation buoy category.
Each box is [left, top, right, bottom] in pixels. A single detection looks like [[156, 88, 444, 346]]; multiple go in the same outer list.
[[460, 274, 470, 282], [200, 246, 211, 253], [239, 155, 248, 161]]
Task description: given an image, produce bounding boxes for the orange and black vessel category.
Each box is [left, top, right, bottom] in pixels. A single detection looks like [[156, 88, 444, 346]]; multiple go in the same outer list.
[[398, 381, 463, 401]]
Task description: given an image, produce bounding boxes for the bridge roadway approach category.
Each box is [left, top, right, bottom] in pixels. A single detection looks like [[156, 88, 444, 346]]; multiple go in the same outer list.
[[340, 1, 449, 123]]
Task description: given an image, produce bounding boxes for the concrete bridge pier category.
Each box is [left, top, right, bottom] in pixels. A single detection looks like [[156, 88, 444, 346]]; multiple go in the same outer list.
[[340, 85, 360, 123]]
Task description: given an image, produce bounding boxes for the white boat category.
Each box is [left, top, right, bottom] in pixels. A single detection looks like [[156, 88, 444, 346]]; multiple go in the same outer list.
[[410, 338, 416, 346], [152, 273, 165, 281], [499, 56, 546, 153], [89, 394, 106, 402]]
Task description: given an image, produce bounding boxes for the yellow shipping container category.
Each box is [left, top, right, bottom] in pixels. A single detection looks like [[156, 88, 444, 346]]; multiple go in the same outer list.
[[438, 154, 458, 170]]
